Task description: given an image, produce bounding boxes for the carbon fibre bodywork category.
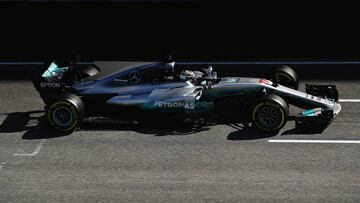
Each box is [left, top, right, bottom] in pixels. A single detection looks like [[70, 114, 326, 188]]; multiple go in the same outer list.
[[70, 63, 206, 120], [34, 61, 341, 129]]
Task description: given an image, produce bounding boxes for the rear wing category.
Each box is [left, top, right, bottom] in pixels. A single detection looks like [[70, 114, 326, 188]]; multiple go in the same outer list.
[[32, 61, 100, 104], [41, 62, 70, 82]]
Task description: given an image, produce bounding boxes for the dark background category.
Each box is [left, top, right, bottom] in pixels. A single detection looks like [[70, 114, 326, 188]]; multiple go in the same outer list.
[[0, 1, 359, 61]]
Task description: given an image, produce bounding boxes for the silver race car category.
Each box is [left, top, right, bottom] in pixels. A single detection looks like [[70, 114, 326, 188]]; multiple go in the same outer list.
[[33, 59, 341, 133]]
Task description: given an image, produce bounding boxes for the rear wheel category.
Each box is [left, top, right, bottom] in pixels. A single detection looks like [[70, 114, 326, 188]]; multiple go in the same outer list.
[[265, 65, 298, 90], [47, 94, 84, 133], [252, 94, 289, 132]]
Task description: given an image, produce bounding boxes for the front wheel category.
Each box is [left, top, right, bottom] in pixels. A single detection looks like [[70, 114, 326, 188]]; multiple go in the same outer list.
[[47, 95, 84, 133], [252, 94, 289, 132], [265, 65, 299, 90]]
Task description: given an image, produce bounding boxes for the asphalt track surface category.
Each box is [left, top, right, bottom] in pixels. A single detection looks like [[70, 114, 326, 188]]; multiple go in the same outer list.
[[0, 65, 360, 202]]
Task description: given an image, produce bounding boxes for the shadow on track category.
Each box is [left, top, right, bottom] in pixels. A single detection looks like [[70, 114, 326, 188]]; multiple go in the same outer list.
[[281, 128, 323, 135], [0, 111, 321, 140], [226, 123, 278, 140], [0, 111, 74, 139], [78, 122, 211, 137], [0, 110, 211, 139], [0, 111, 32, 133]]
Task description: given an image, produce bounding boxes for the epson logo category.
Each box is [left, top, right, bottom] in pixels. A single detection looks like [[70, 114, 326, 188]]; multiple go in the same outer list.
[[40, 82, 60, 88]]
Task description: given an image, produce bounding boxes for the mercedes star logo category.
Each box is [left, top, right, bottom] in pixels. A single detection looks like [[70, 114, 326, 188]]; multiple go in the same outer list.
[[128, 71, 141, 84]]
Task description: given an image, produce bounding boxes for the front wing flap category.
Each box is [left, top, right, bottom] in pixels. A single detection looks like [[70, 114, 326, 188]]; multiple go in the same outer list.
[[295, 107, 339, 132]]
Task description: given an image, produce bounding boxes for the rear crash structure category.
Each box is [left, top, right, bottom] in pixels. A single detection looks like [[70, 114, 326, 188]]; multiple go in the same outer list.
[[32, 60, 341, 134]]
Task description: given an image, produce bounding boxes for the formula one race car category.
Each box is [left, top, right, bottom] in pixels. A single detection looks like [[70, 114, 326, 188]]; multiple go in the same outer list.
[[32, 59, 341, 133]]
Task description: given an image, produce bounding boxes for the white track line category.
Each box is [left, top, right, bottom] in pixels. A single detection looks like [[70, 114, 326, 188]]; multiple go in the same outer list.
[[14, 140, 46, 157], [269, 140, 360, 144], [339, 99, 360, 102]]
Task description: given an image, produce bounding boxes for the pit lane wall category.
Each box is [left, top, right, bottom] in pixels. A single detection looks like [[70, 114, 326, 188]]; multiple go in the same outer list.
[[1, 61, 360, 81]]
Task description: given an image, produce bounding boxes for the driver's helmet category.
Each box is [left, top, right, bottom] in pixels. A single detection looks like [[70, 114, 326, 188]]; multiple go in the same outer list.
[[160, 62, 175, 75], [179, 70, 196, 80]]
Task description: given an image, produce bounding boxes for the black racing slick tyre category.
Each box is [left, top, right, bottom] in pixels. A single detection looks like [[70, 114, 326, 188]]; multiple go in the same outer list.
[[47, 94, 84, 133], [266, 65, 299, 90], [252, 94, 289, 133]]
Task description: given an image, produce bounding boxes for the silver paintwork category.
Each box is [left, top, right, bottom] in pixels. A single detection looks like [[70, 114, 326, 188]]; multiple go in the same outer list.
[[71, 63, 341, 118]]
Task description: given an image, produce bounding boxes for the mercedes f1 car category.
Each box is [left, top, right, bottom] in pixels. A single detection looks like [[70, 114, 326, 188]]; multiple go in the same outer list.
[[32, 59, 341, 133]]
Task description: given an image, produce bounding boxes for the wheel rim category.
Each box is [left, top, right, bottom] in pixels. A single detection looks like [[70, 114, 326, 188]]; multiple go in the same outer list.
[[52, 107, 73, 127], [258, 105, 280, 128]]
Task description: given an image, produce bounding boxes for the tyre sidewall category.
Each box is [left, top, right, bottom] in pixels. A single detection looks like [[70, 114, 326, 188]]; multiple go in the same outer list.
[[267, 65, 299, 90], [274, 71, 298, 90], [252, 100, 287, 132], [47, 101, 79, 132]]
